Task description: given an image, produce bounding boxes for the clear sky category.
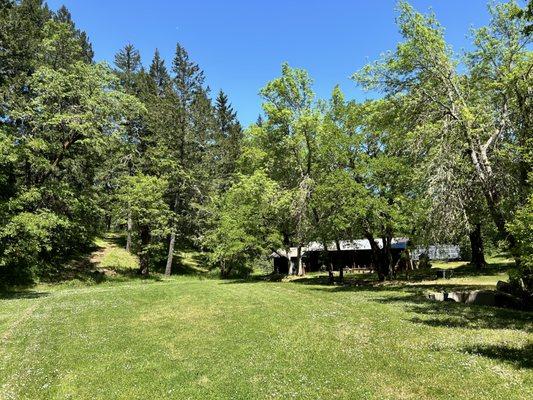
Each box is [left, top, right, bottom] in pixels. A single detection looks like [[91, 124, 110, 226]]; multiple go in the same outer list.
[[46, 0, 496, 126]]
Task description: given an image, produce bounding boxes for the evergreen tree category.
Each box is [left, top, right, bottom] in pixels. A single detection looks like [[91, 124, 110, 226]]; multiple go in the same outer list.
[[149, 48, 170, 95], [114, 43, 141, 93], [163, 43, 208, 276], [213, 90, 243, 187], [53, 5, 94, 62]]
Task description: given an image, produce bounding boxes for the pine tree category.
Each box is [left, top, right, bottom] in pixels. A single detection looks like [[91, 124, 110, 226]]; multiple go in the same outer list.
[[53, 5, 93, 63], [0, 0, 50, 92], [114, 43, 141, 93], [172, 43, 205, 108], [149, 48, 170, 95], [214, 90, 243, 186], [113, 44, 144, 252], [163, 43, 208, 276]]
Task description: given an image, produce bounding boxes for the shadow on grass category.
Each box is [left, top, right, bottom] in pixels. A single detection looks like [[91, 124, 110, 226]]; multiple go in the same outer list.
[[405, 261, 512, 282], [402, 299, 533, 332], [38, 242, 161, 285], [0, 290, 49, 300], [96, 267, 163, 283], [321, 284, 533, 332], [223, 270, 492, 291], [464, 343, 533, 369], [103, 233, 127, 248], [245, 270, 533, 334], [171, 252, 208, 276], [222, 273, 289, 284]]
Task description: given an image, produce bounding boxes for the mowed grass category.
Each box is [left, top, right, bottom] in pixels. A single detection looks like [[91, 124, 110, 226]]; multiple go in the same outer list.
[[1, 272, 532, 399]]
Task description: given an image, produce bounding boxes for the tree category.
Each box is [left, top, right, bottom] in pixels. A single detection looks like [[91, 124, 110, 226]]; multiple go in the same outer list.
[[53, 5, 93, 63], [162, 43, 210, 276], [114, 44, 142, 93], [0, 0, 50, 90], [312, 170, 366, 283], [149, 48, 170, 95], [414, 113, 489, 270], [515, 0, 533, 34], [507, 191, 533, 290], [205, 171, 283, 277], [113, 43, 145, 252], [212, 90, 243, 189], [311, 86, 363, 283], [353, 1, 532, 268], [1, 58, 142, 281], [257, 63, 320, 275], [115, 174, 170, 275]]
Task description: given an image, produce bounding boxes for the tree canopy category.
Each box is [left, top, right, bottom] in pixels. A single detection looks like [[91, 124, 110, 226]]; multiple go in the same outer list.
[[0, 0, 531, 291]]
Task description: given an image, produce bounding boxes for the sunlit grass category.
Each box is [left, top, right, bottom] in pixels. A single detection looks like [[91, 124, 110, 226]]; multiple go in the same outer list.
[[431, 260, 469, 269], [1, 275, 531, 399], [95, 238, 139, 271], [1, 246, 530, 399]]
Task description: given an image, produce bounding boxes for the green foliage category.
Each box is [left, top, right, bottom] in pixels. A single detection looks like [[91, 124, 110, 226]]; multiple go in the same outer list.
[[115, 174, 171, 272], [38, 19, 83, 69], [116, 174, 170, 236], [0, 0, 530, 286], [0, 210, 68, 282], [0, 3, 144, 283], [205, 171, 283, 277], [353, 0, 532, 282], [507, 192, 533, 290]]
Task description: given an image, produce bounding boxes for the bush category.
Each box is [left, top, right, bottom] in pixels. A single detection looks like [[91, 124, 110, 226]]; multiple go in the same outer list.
[[0, 210, 69, 283]]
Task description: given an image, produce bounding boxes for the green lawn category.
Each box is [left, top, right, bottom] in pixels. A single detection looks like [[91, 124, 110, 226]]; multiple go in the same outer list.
[[1, 268, 532, 399]]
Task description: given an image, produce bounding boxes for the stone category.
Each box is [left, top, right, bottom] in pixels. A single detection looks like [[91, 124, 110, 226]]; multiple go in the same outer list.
[[426, 288, 530, 310], [495, 291, 523, 309], [464, 290, 496, 306], [496, 280, 512, 294]]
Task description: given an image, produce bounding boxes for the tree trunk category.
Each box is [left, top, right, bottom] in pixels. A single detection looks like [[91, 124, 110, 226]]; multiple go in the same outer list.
[[335, 240, 343, 283], [138, 226, 151, 276], [165, 232, 176, 276], [322, 240, 334, 284], [287, 247, 294, 275], [383, 236, 393, 279], [220, 261, 227, 278], [469, 146, 517, 251], [165, 194, 179, 276], [469, 223, 486, 270], [365, 233, 384, 281], [126, 211, 132, 252], [296, 245, 304, 276]]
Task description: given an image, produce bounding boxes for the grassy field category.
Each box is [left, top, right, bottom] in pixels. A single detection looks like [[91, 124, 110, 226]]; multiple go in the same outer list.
[[0, 242, 531, 399]]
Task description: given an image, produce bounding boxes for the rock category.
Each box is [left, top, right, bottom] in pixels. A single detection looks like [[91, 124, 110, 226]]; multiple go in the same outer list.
[[448, 291, 469, 303], [464, 290, 496, 306], [497, 280, 513, 295], [426, 291, 446, 301], [426, 288, 530, 310], [495, 291, 523, 310]]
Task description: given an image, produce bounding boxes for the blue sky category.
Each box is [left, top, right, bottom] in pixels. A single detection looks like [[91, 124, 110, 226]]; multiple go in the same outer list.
[[47, 0, 496, 126]]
